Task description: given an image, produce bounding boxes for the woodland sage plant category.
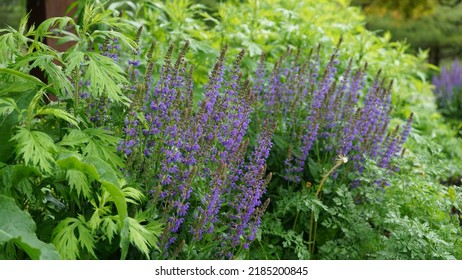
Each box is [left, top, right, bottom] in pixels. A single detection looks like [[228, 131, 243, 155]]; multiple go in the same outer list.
[[116, 39, 275, 259], [251, 42, 414, 259], [432, 58, 462, 119]]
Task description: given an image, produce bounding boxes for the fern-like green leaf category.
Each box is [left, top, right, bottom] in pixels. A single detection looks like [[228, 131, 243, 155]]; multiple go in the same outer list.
[[51, 215, 96, 260], [83, 128, 125, 169], [51, 218, 79, 259], [14, 52, 72, 97], [88, 191, 111, 231], [0, 97, 19, 118], [11, 127, 57, 174], [66, 169, 91, 199], [122, 186, 146, 205], [84, 52, 130, 104], [75, 215, 97, 258], [34, 16, 76, 43], [64, 50, 86, 76], [56, 154, 128, 231], [58, 129, 90, 148], [101, 216, 118, 243], [0, 33, 17, 65], [124, 217, 161, 259]]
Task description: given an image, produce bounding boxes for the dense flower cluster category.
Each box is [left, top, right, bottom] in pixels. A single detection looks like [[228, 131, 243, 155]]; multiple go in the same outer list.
[[115, 38, 413, 258], [253, 44, 413, 184], [432, 59, 462, 119], [118, 42, 274, 258]]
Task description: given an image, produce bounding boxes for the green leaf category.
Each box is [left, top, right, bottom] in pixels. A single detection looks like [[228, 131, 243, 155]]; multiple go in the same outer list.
[[84, 52, 130, 104], [101, 216, 118, 243], [13, 53, 72, 96], [0, 90, 34, 163], [65, 50, 86, 75], [0, 195, 60, 260], [83, 128, 125, 169], [0, 83, 36, 96], [56, 154, 127, 231], [58, 129, 90, 148], [124, 217, 158, 259], [84, 156, 128, 230], [11, 127, 57, 174], [242, 40, 263, 57], [66, 169, 91, 199], [119, 216, 162, 260], [0, 98, 19, 118], [120, 217, 130, 260], [34, 16, 76, 42], [122, 186, 145, 205], [51, 215, 95, 259], [56, 153, 98, 179], [35, 107, 80, 128], [0, 165, 40, 198], [0, 68, 46, 88]]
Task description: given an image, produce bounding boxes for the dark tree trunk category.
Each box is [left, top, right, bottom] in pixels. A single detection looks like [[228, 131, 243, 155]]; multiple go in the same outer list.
[[27, 0, 47, 27], [429, 46, 441, 66], [26, 0, 75, 101]]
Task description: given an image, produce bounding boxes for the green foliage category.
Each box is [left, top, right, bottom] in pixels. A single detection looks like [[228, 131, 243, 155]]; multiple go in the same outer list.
[[12, 127, 57, 174], [0, 3, 164, 260], [0, 195, 60, 260], [52, 215, 96, 259], [316, 156, 462, 260]]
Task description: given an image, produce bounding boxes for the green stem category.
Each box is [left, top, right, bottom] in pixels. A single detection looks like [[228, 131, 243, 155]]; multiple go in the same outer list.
[[309, 155, 348, 258], [316, 160, 344, 197], [73, 70, 80, 117], [308, 210, 315, 256], [293, 209, 300, 231]]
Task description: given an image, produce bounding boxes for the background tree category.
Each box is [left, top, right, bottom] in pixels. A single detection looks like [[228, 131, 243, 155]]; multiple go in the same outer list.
[[352, 0, 462, 65]]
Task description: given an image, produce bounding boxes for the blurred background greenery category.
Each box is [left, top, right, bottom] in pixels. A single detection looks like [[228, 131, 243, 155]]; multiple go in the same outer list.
[[351, 0, 462, 66], [0, 0, 26, 30], [2, 0, 462, 66]]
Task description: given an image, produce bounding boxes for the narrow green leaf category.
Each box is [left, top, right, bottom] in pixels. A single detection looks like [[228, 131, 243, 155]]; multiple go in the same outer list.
[[0, 68, 46, 88], [36, 107, 80, 128], [120, 217, 130, 260]]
